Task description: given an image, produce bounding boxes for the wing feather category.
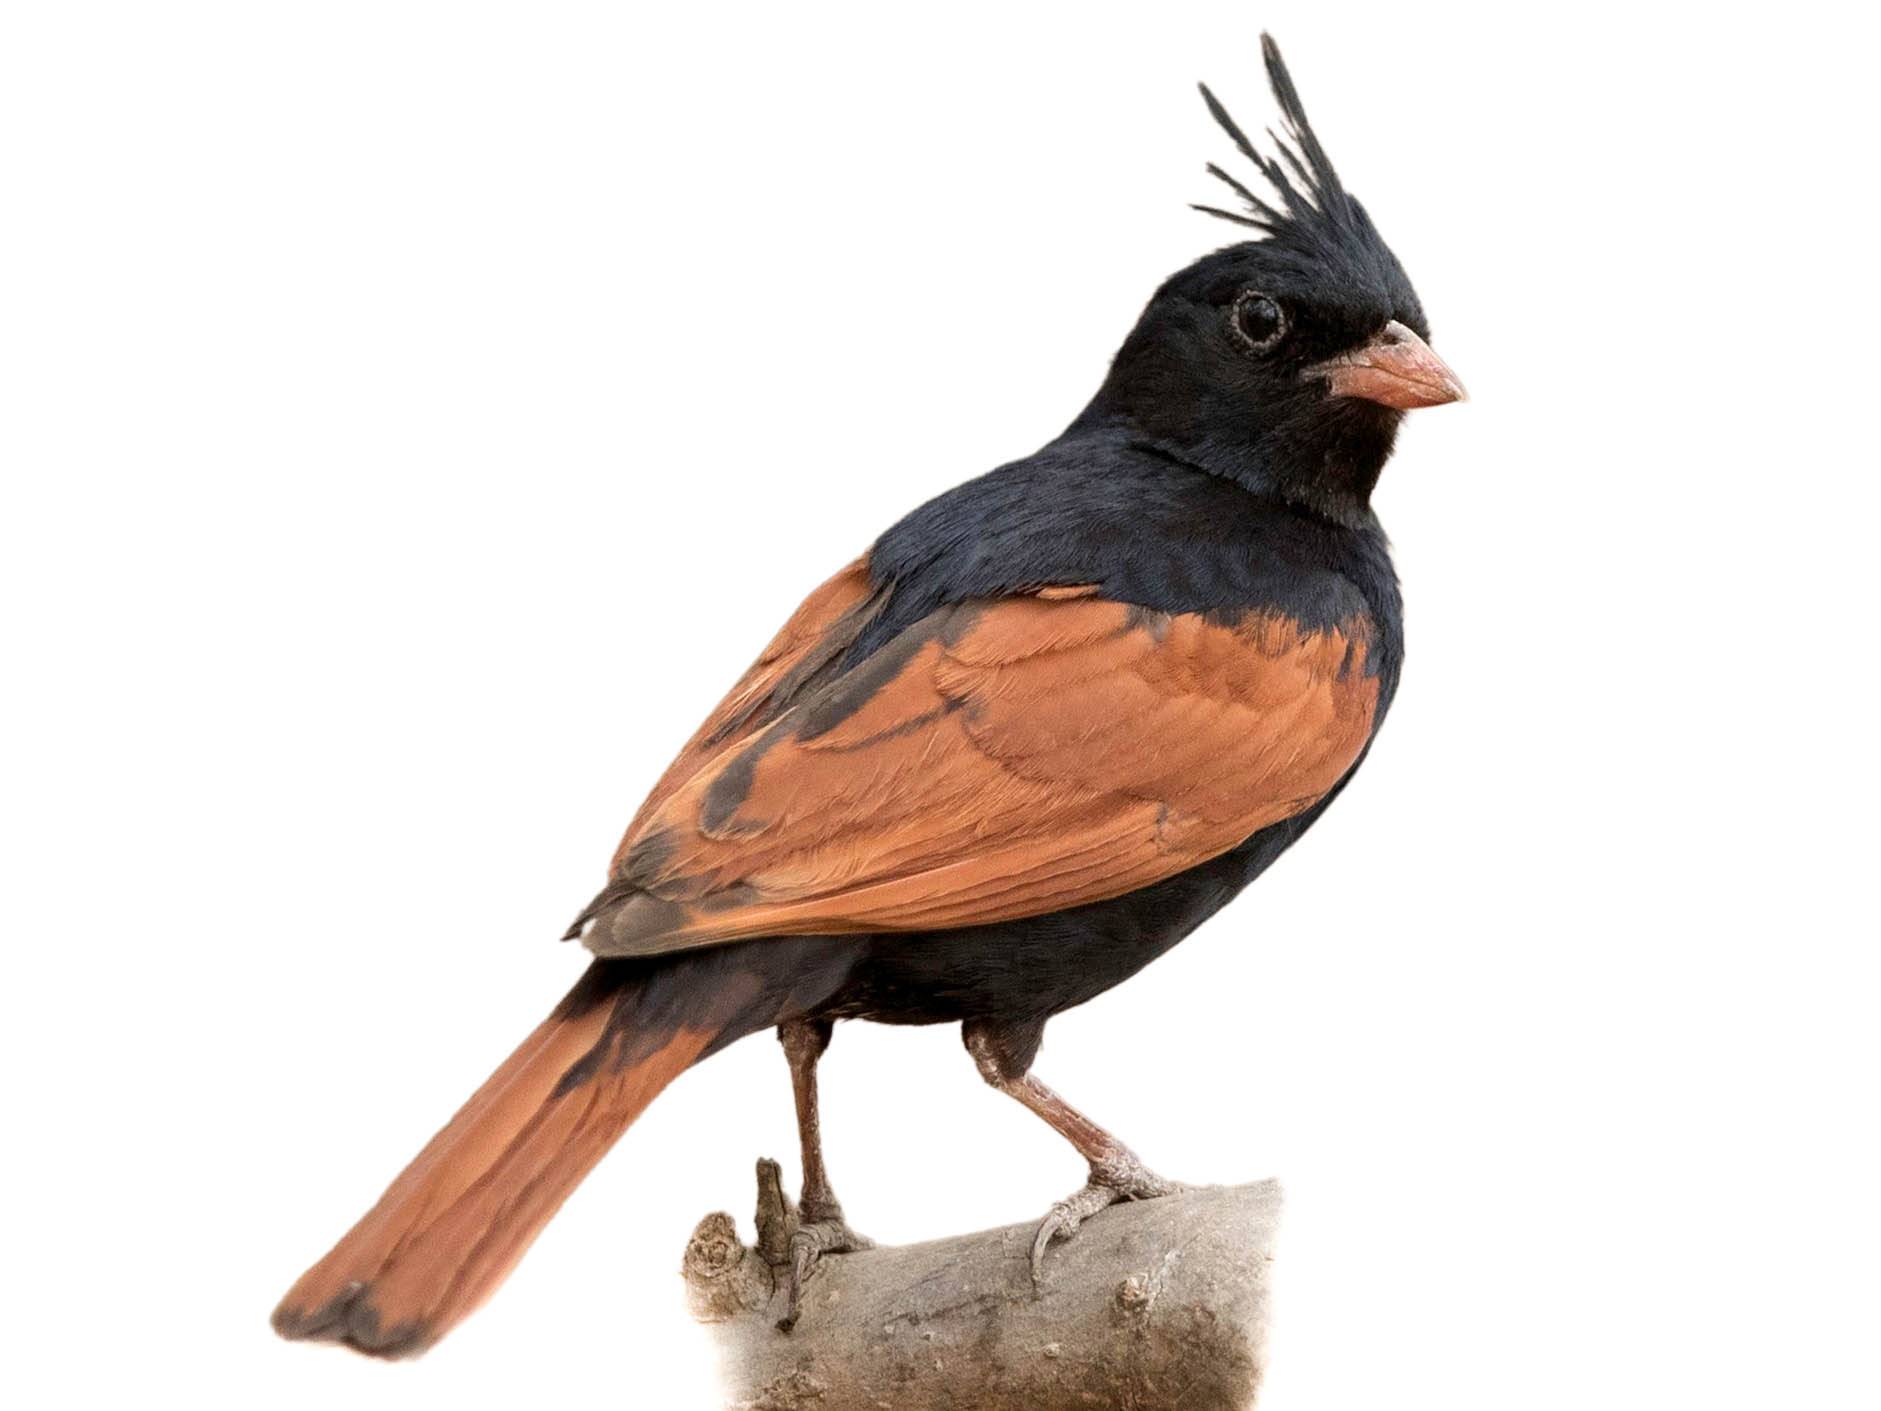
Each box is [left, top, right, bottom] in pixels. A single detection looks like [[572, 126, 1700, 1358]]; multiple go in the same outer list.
[[582, 583, 1379, 957]]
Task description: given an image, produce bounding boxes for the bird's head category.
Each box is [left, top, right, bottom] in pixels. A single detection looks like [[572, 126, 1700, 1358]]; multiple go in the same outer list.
[[1079, 35, 1464, 526]]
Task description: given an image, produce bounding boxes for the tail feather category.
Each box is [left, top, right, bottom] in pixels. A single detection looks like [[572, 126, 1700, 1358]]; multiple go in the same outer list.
[[271, 962, 718, 1358]]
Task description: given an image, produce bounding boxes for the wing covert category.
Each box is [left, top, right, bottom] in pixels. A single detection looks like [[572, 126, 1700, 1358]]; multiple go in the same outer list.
[[578, 583, 1378, 957]]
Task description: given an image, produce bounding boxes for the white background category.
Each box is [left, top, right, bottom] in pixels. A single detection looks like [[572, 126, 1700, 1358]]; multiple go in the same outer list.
[[3, 3, 1875, 1407]]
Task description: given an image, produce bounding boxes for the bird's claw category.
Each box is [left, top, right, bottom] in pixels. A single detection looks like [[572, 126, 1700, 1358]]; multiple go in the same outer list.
[[1028, 1156, 1182, 1291], [751, 1158, 872, 1333], [776, 1212, 872, 1333]]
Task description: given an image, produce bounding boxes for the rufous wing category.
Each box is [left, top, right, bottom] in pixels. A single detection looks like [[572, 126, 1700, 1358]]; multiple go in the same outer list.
[[580, 583, 1379, 956], [609, 555, 885, 853]]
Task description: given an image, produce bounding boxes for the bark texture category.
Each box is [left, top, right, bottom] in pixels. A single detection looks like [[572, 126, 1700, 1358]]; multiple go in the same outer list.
[[682, 1160, 1280, 1411]]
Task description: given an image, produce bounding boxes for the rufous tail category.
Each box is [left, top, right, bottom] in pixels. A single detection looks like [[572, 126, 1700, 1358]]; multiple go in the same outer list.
[[271, 961, 723, 1358]]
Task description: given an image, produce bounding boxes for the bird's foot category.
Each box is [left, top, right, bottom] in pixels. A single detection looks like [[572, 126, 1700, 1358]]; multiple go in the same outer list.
[[751, 1157, 873, 1333], [777, 1208, 873, 1332], [1030, 1151, 1183, 1290]]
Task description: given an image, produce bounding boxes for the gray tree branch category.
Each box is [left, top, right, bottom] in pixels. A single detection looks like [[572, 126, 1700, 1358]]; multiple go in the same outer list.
[[681, 1160, 1280, 1411]]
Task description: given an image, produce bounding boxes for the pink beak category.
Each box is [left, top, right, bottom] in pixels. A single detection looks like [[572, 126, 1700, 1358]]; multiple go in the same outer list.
[[1312, 321, 1467, 410]]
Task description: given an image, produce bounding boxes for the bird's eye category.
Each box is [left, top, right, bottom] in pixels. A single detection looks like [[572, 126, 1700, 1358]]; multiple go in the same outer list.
[[1230, 291, 1287, 353]]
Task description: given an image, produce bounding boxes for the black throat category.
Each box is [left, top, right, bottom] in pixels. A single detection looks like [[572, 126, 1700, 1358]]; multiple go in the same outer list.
[[1072, 376, 1402, 533]]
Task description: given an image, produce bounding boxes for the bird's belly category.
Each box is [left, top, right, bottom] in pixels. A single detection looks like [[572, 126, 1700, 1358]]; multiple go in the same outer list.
[[819, 807, 1327, 1027]]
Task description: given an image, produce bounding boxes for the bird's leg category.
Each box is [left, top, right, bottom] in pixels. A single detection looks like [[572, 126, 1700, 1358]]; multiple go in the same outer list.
[[964, 1018, 1182, 1289], [773, 1017, 871, 1331]]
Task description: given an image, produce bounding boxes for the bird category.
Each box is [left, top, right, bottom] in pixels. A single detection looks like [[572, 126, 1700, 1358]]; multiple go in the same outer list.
[[272, 33, 1464, 1359]]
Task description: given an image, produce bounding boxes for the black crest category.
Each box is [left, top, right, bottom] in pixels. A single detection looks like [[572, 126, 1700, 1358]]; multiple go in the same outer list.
[[1189, 34, 1417, 322], [1194, 35, 1368, 253]]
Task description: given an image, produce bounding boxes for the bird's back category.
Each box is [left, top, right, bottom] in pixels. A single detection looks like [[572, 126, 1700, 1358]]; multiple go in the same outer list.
[[867, 428, 1404, 705]]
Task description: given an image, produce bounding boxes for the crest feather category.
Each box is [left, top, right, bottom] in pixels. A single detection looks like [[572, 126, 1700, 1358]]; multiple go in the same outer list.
[[1192, 34, 1361, 242]]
